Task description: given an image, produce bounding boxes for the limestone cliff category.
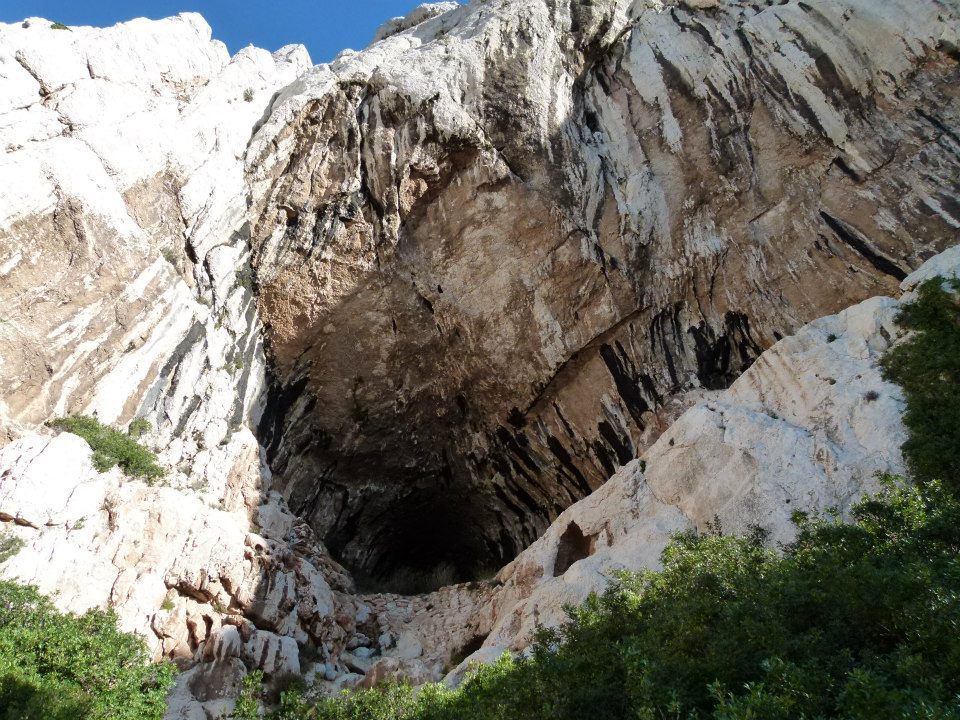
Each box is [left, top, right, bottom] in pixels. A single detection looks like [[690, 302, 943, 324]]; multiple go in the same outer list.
[[0, 2, 958, 716], [247, 0, 960, 582]]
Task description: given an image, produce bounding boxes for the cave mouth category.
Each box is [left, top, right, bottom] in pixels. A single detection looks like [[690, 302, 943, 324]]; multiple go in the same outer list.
[[258, 380, 542, 596], [333, 484, 521, 595], [260, 306, 768, 596]]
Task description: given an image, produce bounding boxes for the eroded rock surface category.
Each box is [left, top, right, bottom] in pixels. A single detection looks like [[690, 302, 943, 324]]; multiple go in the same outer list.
[[0, 13, 354, 716], [247, 0, 960, 582], [0, 3, 958, 715], [0, 13, 308, 490], [435, 248, 958, 681]]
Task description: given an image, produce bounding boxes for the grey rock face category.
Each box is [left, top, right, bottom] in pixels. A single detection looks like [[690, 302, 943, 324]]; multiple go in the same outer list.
[[247, 0, 960, 582]]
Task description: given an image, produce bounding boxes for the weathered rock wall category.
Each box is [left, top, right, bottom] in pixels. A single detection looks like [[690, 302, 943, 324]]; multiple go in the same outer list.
[[0, 4, 958, 713], [247, 0, 960, 581], [431, 245, 960, 684], [0, 13, 308, 491], [0, 14, 371, 715]]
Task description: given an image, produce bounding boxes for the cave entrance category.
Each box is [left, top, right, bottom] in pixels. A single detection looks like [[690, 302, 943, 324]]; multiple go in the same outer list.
[[321, 481, 520, 595]]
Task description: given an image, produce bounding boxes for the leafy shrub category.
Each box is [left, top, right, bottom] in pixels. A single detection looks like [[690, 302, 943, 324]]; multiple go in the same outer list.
[[0, 581, 175, 720], [127, 418, 151, 439], [50, 21, 70, 30], [273, 680, 428, 720], [50, 416, 164, 482], [0, 533, 24, 564], [257, 479, 960, 720], [234, 671, 265, 720], [881, 276, 960, 489], [243, 87, 255, 102]]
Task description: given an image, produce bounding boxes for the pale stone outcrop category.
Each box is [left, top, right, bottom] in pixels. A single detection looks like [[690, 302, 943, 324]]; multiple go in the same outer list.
[[373, 3, 461, 43], [0, 426, 352, 648], [0, 13, 309, 498], [0, 13, 349, 716], [0, 425, 360, 717]]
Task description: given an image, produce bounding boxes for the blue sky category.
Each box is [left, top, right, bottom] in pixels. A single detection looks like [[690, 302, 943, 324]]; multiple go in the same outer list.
[[1, 1, 426, 63]]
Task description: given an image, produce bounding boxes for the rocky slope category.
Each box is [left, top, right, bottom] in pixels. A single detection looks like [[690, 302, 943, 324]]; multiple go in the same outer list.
[[0, 2, 958, 717]]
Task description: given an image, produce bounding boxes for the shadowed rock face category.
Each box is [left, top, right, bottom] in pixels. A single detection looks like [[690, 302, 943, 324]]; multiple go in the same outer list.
[[247, 0, 960, 583]]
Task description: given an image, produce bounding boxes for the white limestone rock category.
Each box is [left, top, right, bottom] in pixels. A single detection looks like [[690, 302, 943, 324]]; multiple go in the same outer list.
[[244, 629, 301, 675], [394, 630, 424, 660], [0, 1, 958, 709], [0, 433, 107, 528], [373, 3, 461, 42], [901, 245, 960, 292], [0, 424, 351, 701], [437, 246, 960, 681], [0, 13, 310, 498]]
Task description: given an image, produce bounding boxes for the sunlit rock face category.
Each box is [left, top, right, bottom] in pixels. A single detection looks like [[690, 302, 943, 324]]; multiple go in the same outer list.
[[0, 1, 958, 711], [0, 12, 374, 713], [247, 0, 960, 583], [0, 13, 313, 488]]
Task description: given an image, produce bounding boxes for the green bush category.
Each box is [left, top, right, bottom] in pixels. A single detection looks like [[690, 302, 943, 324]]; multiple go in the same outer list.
[[127, 418, 153, 438], [0, 581, 175, 720], [0, 533, 24, 565], [127, 418, 152, 439], [235, 671, 264, 720], [253, 479, 960, 720], [50, 415, 164, 482], [881, 276, 960, 489], [50, 21, 70, 30]]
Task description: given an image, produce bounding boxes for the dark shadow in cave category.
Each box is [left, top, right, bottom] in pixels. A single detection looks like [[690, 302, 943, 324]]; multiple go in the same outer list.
[[552, 521, 595, 577], [342, 487, 512, 594]]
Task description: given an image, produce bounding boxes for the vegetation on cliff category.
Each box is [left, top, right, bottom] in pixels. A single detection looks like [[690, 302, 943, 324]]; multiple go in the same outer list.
[[880, 277, 960, 489], [49, 415, 164, 481], [0, 581, 174, 720]]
